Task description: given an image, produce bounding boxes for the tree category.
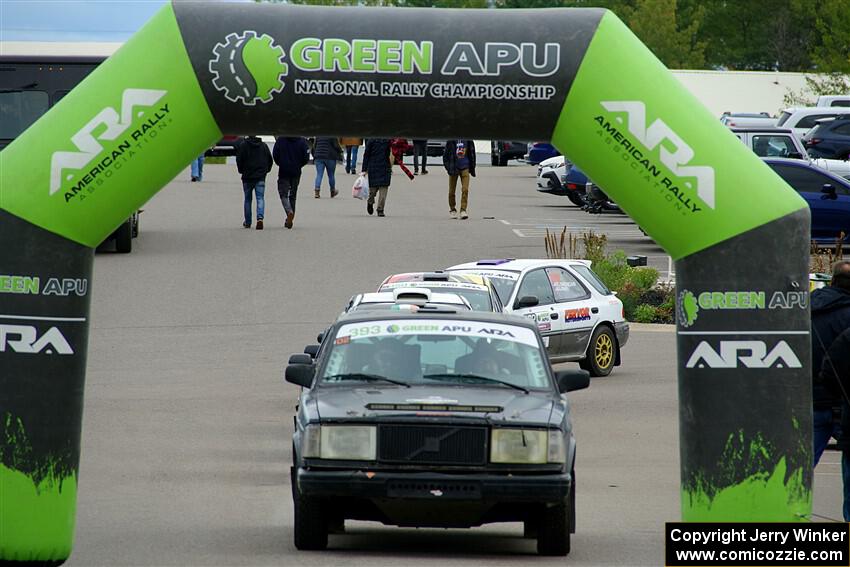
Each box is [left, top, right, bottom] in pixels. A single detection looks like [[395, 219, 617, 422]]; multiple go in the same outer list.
[[812, 0, 850, 73], [621, 0, 706, 69]]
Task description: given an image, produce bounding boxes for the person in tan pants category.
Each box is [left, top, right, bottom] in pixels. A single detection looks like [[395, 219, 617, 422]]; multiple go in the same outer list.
[[443, 139, 476, 220]]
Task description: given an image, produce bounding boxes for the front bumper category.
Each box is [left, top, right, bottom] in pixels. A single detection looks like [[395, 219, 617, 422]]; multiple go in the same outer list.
[[298, 468, 570, 503], [536, 171, 564, 194], [614, 321, 630, 348]]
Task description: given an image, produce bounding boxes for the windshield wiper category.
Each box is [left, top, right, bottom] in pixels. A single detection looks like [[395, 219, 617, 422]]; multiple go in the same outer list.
[[422, 373, 529, 394], [324, 373, 411, 388]]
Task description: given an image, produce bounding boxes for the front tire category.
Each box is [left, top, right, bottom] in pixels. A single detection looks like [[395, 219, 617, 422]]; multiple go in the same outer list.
[[293, 481, 328, 550], [580, 325, 616, 377], [537, 502, 571, 556]]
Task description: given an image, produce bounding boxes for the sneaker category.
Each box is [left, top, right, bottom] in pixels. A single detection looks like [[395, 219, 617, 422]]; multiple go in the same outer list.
[[256, 219, 264, 230], [414, 169, 419, 176], [367, 202, 374, 215], [285, 212, 294, 229], [450, 210, 458, 219], [421, 170, 428, 175], [191, 176, 198, 182], [460, 210, 468, 220], [331, 189, 339, 198], [314, 190, 320, 199], [377, 210, 385, 217], [243, 222, 251, 229]]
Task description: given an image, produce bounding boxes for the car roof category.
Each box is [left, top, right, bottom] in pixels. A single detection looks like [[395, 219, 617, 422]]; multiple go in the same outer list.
[[762, 158, 850, 184], [782, 107, 850, 116], [334, 308, 535, 329], [448, 258, 592, 272], [358, 290, 468, 305]]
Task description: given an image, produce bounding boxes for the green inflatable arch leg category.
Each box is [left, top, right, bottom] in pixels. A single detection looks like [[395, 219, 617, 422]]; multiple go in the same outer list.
[[0, 2, 811, 562]]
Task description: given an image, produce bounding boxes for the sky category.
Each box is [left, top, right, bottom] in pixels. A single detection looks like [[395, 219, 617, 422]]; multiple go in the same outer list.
[[1, 0, 174, 42]]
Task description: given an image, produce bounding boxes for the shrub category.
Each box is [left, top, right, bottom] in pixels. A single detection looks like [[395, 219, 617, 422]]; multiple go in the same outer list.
[[633, 304, 658, 323]]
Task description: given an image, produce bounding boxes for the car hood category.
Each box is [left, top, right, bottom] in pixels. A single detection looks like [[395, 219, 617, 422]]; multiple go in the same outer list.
[[311, 385, 555, 425]]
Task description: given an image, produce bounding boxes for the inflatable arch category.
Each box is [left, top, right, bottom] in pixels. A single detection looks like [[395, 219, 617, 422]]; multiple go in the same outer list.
[[0, 2, 812, 562]]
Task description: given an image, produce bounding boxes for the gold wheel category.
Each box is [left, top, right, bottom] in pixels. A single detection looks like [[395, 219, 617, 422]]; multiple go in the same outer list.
[[594, 333, 614, 369]]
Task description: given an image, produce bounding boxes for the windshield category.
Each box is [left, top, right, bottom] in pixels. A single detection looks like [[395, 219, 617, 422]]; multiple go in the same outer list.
[[321, 319, 551, 390], [448, 270, 518, 304], [0, 90, 49, 140]]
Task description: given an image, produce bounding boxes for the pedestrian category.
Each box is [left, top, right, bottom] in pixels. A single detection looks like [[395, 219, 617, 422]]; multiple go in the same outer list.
[[190, 153, 204, 182], [812, 260, 850, 466], [443, 139, 476, 220], [273, 136, 310, 229], [235, 135, 273, 230], [390, 138, 415, 181], [312, 136, 343, 198], [820, 324, 850, 521], [361, 138, 392, 217], [341, 137, 362, 174], [412, 139, 429, 175]]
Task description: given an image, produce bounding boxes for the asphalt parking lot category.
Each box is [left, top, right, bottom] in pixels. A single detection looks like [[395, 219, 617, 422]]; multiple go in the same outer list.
[[68, 159, 841, 566]]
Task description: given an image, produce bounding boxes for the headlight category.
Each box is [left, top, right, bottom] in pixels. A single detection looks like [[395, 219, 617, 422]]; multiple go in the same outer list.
[[302, 425, 377, 460], [490, 429, 547, 464]]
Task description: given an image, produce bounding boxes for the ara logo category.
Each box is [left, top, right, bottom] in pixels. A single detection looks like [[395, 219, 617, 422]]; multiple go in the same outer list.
[[210, 31, 287, 105], [0, 325, 73, 355], [600, 101, 715, 209], [686, 340, 802, 369], [49, 89, 167, 196]]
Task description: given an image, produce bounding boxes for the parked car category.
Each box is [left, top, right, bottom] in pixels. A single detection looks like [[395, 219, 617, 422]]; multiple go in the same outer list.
[[535, 156, 587, 207], [490, 140, 527, 166], [816, 95, 850, 108], [730, 127, 850, 179], [763, 158, 850, 245], [719, 112, 777, 128], [802, 117, 850, 160], [776, 107, 850, 139], [731, 128, 806, 159], [446, 259, 629, 376], [205, 135, 241, 157], [525, 142, 560, 165], [285, 309, 589, 555]]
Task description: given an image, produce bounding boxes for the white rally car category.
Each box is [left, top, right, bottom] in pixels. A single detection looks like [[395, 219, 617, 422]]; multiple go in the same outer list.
[[447, 259, 629, 376]]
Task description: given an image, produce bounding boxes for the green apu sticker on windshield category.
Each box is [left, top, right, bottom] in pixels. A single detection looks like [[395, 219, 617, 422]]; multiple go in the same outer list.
[[337, 320, 538, 347]]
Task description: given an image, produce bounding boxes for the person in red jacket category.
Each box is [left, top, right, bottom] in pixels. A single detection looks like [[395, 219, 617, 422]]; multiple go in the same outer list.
[[390, 138, 415, 181]]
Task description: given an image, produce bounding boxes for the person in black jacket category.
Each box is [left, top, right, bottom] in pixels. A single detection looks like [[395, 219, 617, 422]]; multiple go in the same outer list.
[[236, 136, 273, 230], [361, 138, 392, 217], [312, 137, 343, 198], [443, 139, 476, 220], [812, 260, 850, 466], [820, 324, 850, 521], [273, 137, 310, 229]]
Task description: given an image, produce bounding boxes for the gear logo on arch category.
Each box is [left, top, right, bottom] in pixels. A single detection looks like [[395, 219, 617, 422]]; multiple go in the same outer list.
[[209, 31, 287, 106]]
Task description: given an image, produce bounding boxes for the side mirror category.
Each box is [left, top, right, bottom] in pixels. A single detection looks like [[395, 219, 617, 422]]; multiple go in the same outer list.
[[822, 184, 837, 199], [554, 369, 590, 393], [288, 353, 313, 365], [317, 331, 325, 344], [304, 344, 320, 358], [285, 363, 315, 388], [515, 295, 539, 309]]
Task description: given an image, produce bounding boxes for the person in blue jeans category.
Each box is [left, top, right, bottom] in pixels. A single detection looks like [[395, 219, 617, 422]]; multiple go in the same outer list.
[[312, 137, 343, 198], [190, 153, 204, 182], [235, 136, 273, 230]]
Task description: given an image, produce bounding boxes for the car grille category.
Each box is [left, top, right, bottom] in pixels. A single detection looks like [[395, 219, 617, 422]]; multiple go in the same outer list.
[[378, 424, 487, 465]]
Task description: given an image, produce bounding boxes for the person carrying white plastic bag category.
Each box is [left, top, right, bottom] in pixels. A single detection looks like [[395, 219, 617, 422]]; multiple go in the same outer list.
[[352, 173, 369, 200]]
